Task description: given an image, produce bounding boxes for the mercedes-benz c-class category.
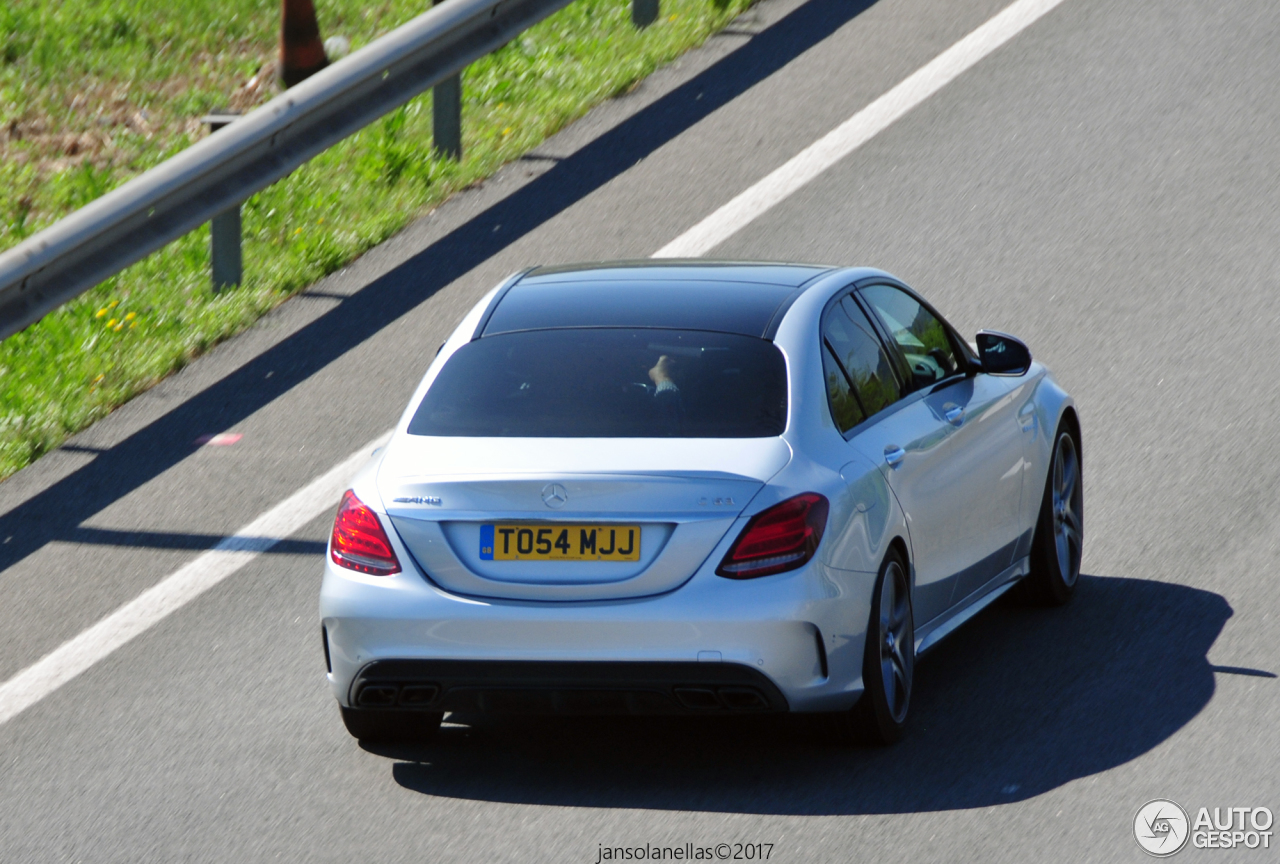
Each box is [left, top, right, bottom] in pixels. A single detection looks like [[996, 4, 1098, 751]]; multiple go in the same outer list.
[[319, 261, 1082, 744]]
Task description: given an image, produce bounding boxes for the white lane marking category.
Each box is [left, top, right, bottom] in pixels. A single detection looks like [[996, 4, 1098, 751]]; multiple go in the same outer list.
[[0, 433, 389, 727], [653, 0, 1069, 258], [0, 0, 1066, 729]]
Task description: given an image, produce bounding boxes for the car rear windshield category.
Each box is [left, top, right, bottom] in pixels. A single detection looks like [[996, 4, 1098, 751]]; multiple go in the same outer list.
[[408, 328, 788, 438]]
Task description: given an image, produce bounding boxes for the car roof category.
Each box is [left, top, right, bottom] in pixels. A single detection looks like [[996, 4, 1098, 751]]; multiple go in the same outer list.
[[478, 260, 837, 339]]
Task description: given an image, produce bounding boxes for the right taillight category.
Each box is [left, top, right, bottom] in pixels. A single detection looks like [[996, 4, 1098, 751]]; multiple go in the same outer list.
[[330, 490, 401, 576], [716, 492, 829, 579]]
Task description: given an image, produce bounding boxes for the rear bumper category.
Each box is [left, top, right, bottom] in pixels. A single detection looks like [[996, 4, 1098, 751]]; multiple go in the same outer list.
[[347, 659, 788, 715], [320, 555, 875, 713]]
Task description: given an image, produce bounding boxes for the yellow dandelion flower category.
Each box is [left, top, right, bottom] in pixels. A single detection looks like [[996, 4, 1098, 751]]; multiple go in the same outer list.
[[95, 308, 107, 318], [108, 300, 119, 309], [113, 322, 124, 332], [294, 227, 303, 235], [129, 321, 137, 329], [106, 318, 118, 328], [124, 312, 136, 321], [93, 375, 104, 384], [669, 14, 677, 20], [502, 127, 512, 136]]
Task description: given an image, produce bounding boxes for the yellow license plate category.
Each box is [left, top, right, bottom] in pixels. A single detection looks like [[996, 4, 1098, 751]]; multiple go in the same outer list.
[[479, 524, 641, 561]]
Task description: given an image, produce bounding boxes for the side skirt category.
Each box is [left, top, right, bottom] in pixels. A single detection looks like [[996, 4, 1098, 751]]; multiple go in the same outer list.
[[914, 556, 1028, 656]]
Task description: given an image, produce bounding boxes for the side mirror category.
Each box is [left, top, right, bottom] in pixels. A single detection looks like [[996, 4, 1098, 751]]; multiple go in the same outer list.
[[976, 330, 1032, 376]]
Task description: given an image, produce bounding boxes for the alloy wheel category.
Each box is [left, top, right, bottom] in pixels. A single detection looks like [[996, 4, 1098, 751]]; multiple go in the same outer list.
[[878, 559, 913, 724], [1051, 434, 1083, 587]]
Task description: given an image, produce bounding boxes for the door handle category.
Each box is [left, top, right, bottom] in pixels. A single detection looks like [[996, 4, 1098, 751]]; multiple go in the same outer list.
[[944, 406, 965, 426], [884, 445, 906, 468]]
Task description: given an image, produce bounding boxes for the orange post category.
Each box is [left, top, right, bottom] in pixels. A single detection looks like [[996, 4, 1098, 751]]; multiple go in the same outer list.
[[280, 0, 329, 88]]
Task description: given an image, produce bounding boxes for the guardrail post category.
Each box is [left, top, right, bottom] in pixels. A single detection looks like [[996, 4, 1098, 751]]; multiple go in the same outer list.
[[202, 113, 243, 290], [433, 74, 462, 159], [633, 0, 658, 27], [210, 208, 242, 291], [432, 0, 462, 160]]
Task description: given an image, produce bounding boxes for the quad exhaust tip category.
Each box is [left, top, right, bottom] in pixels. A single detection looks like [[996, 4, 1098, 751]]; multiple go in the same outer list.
[[356, 683, 440, 708], [674, 686, 769, 711]]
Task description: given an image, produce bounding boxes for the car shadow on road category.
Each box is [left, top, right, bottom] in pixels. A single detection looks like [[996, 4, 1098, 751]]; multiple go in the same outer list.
[[375, 575, 1232, 814]]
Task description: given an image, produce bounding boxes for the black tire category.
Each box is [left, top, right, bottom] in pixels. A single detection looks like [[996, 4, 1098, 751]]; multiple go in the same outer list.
[[339, 706, 443, 744], [1019, 424, 1083, 606], [819, 549, 915, 746], [856, 548, 915, 744]]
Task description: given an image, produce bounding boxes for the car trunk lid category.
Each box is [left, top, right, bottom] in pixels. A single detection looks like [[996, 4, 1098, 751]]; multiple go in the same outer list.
[[377, 436, 791, 601]]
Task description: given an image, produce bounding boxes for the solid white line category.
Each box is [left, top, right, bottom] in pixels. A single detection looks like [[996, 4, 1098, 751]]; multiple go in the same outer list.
[[0, 0, 1066, 730], [653, 0, 1069, 258], [0, 433, 389, 727]]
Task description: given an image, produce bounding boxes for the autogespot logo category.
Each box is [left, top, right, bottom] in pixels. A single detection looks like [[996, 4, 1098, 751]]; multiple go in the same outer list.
[[1135, 800, 1191, 857]]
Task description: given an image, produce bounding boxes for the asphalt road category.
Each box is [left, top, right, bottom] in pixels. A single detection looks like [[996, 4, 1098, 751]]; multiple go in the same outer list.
[[1, 0, 1278, 860]]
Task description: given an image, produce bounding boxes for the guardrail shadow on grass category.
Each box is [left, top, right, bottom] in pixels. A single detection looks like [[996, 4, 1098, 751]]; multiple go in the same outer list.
[[380, 576, 1234, 815], [0, 0, 877, 572]]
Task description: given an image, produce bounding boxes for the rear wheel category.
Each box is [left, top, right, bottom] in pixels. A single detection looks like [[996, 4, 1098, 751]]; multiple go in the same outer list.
[[856, 549, 915, 744], [1020, 425, 1083, 606], [339, 706, 443, 744], [820, 549, 914, 745]]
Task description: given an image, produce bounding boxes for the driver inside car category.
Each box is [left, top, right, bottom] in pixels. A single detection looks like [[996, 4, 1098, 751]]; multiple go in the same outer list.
[[647, 354, 684, 430]]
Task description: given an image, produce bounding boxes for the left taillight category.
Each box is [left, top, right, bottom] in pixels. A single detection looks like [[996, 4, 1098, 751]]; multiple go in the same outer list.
[[716, 492, 829, 579], [330, 489, 401, 576]]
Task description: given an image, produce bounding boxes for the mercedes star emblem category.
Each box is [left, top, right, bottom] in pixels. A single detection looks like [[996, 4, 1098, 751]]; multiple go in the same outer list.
[[541, 483, 568, 509]]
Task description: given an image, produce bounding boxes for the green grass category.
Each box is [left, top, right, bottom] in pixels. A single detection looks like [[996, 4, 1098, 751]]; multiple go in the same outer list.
[[0, 0, 753, 479]]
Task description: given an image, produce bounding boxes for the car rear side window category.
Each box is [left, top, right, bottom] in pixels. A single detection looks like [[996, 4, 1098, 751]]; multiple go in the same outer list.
[[409, 328, 788, 438], [822, 296, 902, 423], [822, 343, 865, 433]]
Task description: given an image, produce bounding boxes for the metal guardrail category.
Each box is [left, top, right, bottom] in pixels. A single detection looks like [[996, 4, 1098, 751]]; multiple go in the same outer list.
[[0, 0, 583, 340]]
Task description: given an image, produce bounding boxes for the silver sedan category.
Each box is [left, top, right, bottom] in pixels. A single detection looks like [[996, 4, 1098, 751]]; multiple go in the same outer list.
[[319, 261, 1082, 744]]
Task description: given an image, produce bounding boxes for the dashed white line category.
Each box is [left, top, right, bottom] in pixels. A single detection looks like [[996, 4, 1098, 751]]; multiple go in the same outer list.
[[0, 433, 388, 727], [653, 0, 1069, 258]]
